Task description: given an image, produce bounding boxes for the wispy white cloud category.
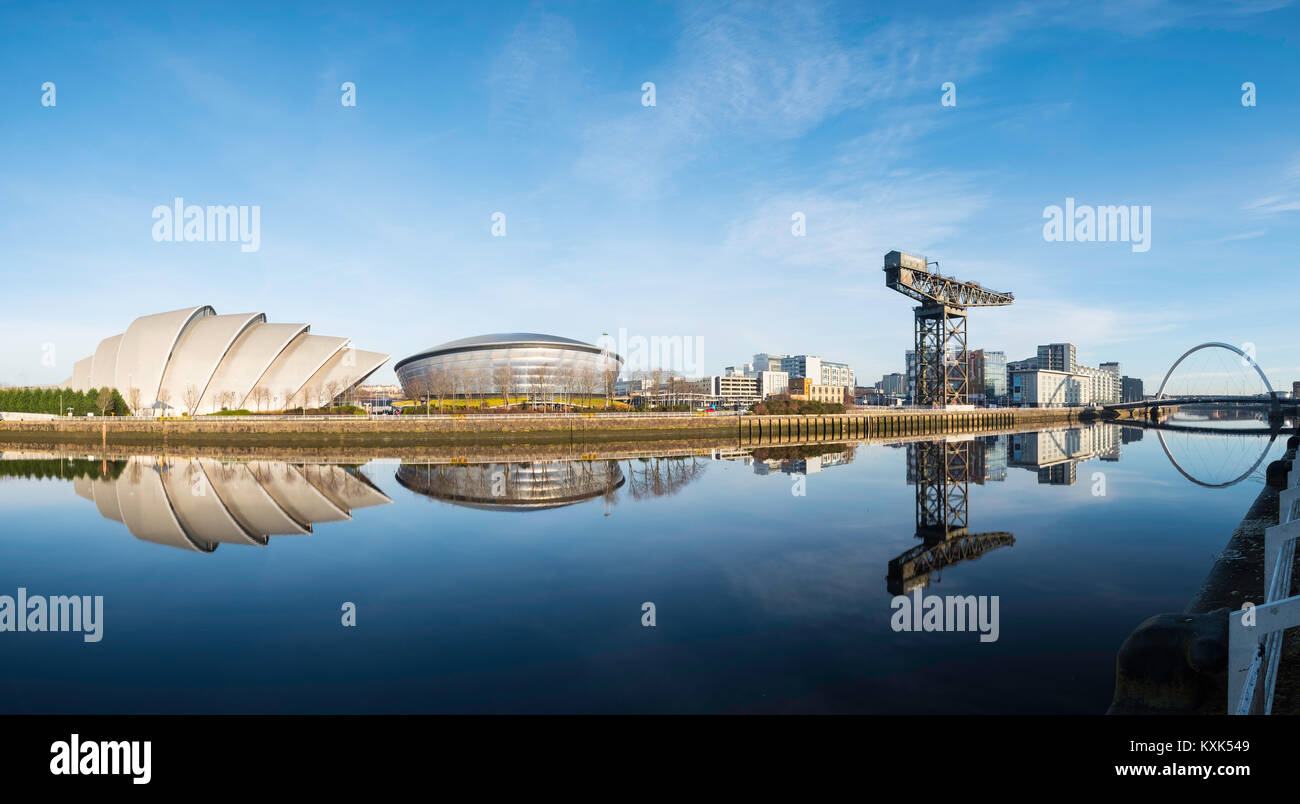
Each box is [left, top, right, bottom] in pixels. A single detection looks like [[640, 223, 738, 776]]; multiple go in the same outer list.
[[570, 3, 1036, 198], [486, 12, 579, 134], [1244, 154, 1300, 214], [1195, 228, 1269, 244], [720, 171, 992, 271]]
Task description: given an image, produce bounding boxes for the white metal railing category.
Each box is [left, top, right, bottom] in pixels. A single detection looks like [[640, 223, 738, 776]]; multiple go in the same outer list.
[[1229, 453, 1300, 714]]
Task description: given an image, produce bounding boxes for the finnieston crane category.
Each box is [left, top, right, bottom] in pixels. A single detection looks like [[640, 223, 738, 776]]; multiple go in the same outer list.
[[883, 250, 1014, 407]]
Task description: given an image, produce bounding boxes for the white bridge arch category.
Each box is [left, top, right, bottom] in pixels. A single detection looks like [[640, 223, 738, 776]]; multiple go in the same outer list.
[[1155, 342, 1274, 400]]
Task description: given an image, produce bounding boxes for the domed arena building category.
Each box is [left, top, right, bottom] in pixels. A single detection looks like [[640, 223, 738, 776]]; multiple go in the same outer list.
[[394, 333, 623, 405], [61, 306, 389, 415]]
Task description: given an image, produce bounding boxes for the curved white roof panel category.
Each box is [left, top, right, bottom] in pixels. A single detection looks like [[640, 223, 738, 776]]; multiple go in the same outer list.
[[163, 460, 266, 546], [70, 458, 392, 552], [299, 464, 393, 511], [113, 306, 214, 406], [198, 322, 309, 413], [67, 306, 388, 414], [89, 333, 124, 390], [249, 333, 349, 410], [115, 457, 217, 552], [287, 348, 389, 408], [248, 462, 350, 524], [158, 312, 265, 413], [92, 477, 124, 523], [71, 356, 94, 391], [199, 459, 310, 536]]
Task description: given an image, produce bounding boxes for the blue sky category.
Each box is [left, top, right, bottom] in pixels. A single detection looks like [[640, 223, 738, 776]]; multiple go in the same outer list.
[[0, 0, 1296, 390]]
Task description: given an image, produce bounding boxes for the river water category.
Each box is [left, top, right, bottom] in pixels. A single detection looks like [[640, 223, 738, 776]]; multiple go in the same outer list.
[[0, 417, 1286, 713]]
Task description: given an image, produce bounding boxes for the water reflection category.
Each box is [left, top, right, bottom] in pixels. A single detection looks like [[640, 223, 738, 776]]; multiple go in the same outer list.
[[63, 457, 391, 552], [889, 427, 1149, 593], [891, 438, 1014, 594], [1, 421, 1272, 562], [0, 420, 1290, 713], [397, 460, 625, 511], [396, 454, 714, 513], [1010, 426, 1122, 486]]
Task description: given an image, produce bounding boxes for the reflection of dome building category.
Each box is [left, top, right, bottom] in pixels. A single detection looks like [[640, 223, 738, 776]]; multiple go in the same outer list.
[[73, 457, 391, 552], [394, 334, 621, 403], [396, 461, 624, 511], [61, 306, 389, 414]]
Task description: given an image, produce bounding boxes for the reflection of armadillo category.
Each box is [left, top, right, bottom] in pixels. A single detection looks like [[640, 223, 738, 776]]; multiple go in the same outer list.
[[1107, 609, 1228, 714]]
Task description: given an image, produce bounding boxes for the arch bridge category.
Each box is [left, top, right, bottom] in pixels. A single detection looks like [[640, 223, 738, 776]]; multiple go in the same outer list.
[[1106, 342, 1295, 417]]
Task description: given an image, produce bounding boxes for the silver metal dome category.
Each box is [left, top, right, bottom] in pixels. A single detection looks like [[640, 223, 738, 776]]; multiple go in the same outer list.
[[395, 333, 623, 404]]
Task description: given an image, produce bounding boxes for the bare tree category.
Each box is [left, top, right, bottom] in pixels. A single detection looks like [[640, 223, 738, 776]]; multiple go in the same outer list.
[[603, 366, 619, 410], [588, 366, 602, 409], [96, 386, 114, 416], [470, 367, 490, 411], [448, 372, 462, 412], [182, 383, 202, 417], [530, 364, 552, 410], [127, 387, 142, 417], [493, 363, 513, 410], [155, 387, 172, 417], [576, 365, 595, 410], [429, 369, 453, 414], [412, 375, 431, 413], [650, 368, 664, 410], [219, 389, 236, 412], [556, 364, 572, 409], [325, 380, 342, 410], [281, 387, 296, 413]]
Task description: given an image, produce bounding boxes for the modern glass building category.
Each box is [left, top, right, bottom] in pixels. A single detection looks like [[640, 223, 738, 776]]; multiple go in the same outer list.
[[394, 333, 623, 403], [983, 350, 1007, 400]]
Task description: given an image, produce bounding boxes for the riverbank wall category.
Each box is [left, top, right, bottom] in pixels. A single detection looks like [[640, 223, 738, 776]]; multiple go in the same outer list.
[[1111, 434, 1299, 714], [0, 407, 1080, 448]]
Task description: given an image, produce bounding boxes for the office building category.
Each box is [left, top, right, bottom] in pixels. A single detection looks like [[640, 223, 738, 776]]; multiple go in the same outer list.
[[982, 350, 1007, 402], [1036, 343, 1076, 373], [754, 370, 789, 399], [1122, 376, 1144, 402], [780, 355, 822, 385], [788, 378, 847, 404], [820, 360, 854, 389], [752, 353, 784, 372], [1007, 343, 1120, 406], [709, 374, 760, 406], [968, 349, 987, 405], [1011, 368, 1090, 407]]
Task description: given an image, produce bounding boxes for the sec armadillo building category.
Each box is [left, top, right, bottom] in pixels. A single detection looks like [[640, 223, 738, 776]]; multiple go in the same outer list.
[[60, 306, 389, 414]]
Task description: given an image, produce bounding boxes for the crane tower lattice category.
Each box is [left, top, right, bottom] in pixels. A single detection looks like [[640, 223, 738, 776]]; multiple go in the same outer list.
[[883, 250, 1014, 407]]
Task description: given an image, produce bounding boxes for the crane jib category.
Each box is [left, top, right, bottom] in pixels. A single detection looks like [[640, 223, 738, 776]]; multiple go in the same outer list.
[[883, 249, 1014, 407]]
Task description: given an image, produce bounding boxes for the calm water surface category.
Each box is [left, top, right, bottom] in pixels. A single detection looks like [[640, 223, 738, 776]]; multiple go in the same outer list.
[[0, 419, 1285, 713]]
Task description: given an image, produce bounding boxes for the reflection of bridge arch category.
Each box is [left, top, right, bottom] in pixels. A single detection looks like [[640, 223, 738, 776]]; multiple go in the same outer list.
[[1156, 342, 1274, 399], [1154, 427, 1278, 489]]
